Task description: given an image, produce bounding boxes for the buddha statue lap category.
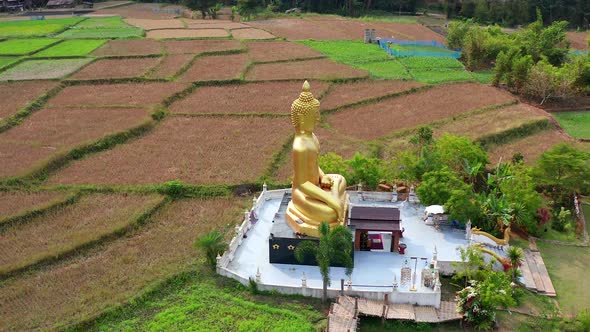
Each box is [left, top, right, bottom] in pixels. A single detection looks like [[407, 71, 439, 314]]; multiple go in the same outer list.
[[286, 81, 348, 237]]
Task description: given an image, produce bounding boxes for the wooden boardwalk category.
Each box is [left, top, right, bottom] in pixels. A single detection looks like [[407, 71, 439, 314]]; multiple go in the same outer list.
[[521, 246, 556, 296], [327, 296, 462, 331]]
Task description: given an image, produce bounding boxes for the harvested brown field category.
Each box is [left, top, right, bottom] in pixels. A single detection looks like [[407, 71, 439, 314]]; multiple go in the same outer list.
[[567, 31, 589, 50], [179, 53, 248, 82], [0, 59, 92, 81], [320, 80, 424, 110], [327, 83, 516, 140], [0, 193, 164, 275], [92, 39, 163, 56], [381, 104, 551, 164], [432, 103, 550, 140], [248, 18, 351, 40], [370, 21, 446, 43], [0, 191, 65, 220], [169, 81, 330, 115], [186, 22, 248, 30], [248, 17, 446, 42], [0, 141, 54, 179], [0, 81, 58, 120], [148, 54, 194, 78], [124, 18, 185, 30], [247, 41, 323, 63], [0, 107, 151, 178], [231, 28, 276, 40], [69, 57, 161, 80], [245, 58, 369, 81], [0, 198, 242, 331], [488, 129, 572, 164], [146, 28, 229, 39], [162, 39, 242, 54], [47, 117, 292, 185], [95, 3, 179, 19], [47, 82, 188, 108]]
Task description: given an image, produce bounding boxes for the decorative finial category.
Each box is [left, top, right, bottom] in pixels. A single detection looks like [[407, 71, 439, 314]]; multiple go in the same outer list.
[[302, 80, 310, 92]]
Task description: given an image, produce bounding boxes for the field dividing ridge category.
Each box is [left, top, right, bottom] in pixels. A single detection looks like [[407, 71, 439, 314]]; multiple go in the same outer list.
[[0, 193, 166, 277]]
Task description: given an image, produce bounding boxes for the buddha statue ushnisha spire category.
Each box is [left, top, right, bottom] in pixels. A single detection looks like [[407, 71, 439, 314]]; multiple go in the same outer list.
[[286, 80, 349, 238], [290, 81, 320, 133]]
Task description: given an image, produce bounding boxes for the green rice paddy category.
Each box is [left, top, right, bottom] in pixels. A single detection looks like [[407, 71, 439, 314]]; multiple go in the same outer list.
[[58, 17, 143, 39], [0, 38, 59, 55], [33, 39, 107, 57], [0, 17, 84, 38], [0, 56, 19, 70]]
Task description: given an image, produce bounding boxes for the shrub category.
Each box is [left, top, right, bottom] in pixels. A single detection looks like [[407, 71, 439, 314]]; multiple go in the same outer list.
[[194, 230, 226, 269]]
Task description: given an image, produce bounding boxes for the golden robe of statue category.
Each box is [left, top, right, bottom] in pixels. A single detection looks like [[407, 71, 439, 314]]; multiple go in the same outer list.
[[286, 81, 348, 237]]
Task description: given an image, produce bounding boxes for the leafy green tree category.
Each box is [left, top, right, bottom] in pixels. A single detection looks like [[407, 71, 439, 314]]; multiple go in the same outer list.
[[183, 0, 219, 19], [535, 143, 590, 205], [453, 246, 492, 287], [346, 152, 386, 188], [416, 168, 469, 206], [435, 134, 489, 178], [319, 152, 349, 180], [498, 164, 542, 234], [446, 20, 471, 49], [238, 0, 264, 20], [445, 189, 483, 225], [294, 222, 353, 302], [194, 230, 227, 269]]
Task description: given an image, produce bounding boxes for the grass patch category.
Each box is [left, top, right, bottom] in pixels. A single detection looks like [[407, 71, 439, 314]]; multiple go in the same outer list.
[[359, 316, 462, 331], [410, 68, 473, 84], [541, 225, 580, 243], [397, 56, 464, 69], [72, 17, 131, 29], [298, 39, 390, 64], [57, 27, 144, 39], [0, 18, 83, 38], [356, 60, 411, 79], [87, 276, 323, 331], [0, 56, 19, 70], [0, 38, 60, 55], [33, 39, 107, 57], [537, 241, 590, 315], [471, 69, 494, 84], [554, 111, 590, 139]]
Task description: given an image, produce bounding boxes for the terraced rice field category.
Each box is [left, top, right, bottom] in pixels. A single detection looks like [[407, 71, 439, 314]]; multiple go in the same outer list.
[[327, 83, 516, 140], [0, 58, 92, 80], [0, 8, 577, 331]]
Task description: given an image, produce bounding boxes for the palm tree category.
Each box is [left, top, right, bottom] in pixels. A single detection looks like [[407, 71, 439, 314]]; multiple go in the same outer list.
[[194, 230, 227, 270], [507, 246, 524, 282], [294, 222, 353, 302]]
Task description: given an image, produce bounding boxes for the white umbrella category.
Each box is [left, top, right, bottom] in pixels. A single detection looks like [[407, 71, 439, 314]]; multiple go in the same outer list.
[[425, 205, 444, 215]]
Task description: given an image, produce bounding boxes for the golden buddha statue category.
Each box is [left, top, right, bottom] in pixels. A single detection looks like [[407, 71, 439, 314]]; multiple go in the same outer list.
[[286, 81, 348, 237]]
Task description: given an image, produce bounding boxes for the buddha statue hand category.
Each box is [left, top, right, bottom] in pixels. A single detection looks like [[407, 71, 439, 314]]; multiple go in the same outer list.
[[320, 175, 334, 190]]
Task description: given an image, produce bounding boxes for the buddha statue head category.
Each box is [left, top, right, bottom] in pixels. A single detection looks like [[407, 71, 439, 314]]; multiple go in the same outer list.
[[290, 81, 320, 134]]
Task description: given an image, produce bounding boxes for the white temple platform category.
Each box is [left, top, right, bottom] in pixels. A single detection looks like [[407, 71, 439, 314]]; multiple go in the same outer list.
[[217, 188, 470, 307]]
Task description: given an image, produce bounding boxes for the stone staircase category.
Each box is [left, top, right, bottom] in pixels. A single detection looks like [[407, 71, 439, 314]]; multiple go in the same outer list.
[[520, 245, 556, 296]]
